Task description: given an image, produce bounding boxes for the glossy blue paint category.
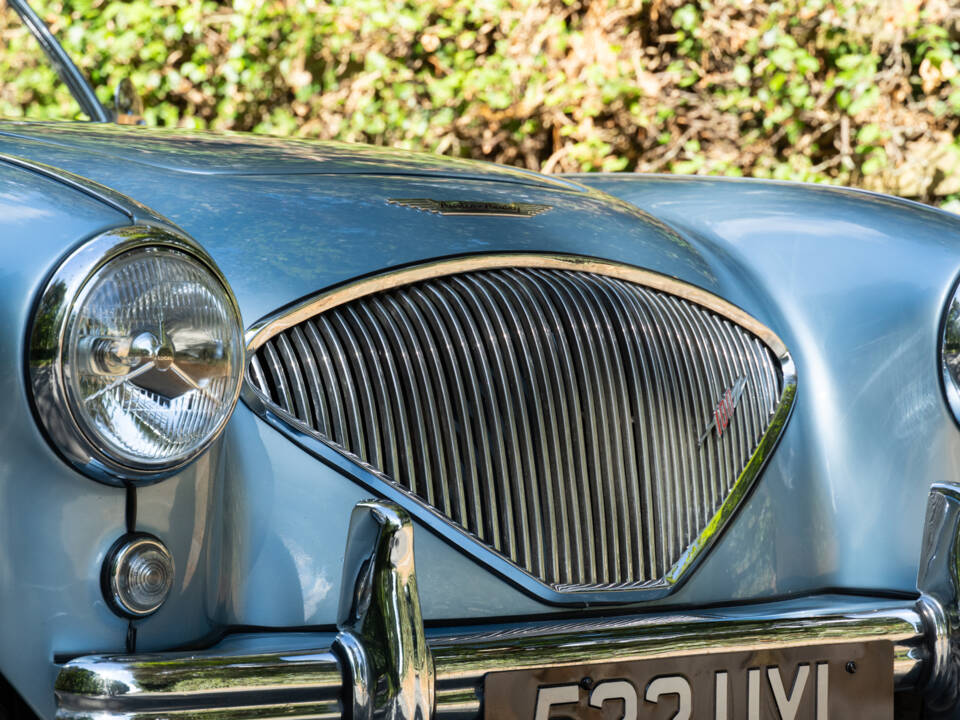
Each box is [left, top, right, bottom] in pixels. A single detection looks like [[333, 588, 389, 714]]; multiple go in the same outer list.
[[0, 161, 130, 719], [0, 160, 225, 719], [0, 121, 586, 186], [0, 125, 718, 327], [574, 173, 960, 594], [2, 122, 959, 718]]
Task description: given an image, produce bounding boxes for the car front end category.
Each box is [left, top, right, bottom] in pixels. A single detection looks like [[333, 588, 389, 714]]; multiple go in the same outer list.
[[1, 119, 960, 720]]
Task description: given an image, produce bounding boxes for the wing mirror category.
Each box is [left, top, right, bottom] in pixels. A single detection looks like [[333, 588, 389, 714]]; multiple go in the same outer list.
[[113, 78, 144, 125]]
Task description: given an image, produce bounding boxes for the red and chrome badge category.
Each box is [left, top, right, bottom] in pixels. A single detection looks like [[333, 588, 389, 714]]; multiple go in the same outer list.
[[698, 376, 748, 446]]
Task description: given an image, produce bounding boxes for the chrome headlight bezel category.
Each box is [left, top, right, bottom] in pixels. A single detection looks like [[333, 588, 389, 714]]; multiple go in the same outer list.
[[942, 277, 960, 426], [28, 225, 243, 486]]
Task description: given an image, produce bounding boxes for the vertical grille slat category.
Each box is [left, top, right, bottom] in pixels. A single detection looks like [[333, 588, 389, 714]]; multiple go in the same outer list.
[[392, 291, 463, 519], [379, 294, 446, 510], [609, 280, 668, 578], [315, 315, 365, 457], [590, 277, 646, 582], [670, 301, 712, 522], [262, 340, 293, 414], [348, 306, 404, 479], [249, 265, 786, 591], [484, 273, 562, 580], [275, 334, 311, 432], [289, 326, 328, 435], [248, 354, 270, 398], [652, 292, 706, 535], [630, 288, 683, 568], [365, 298, 430, 499], [500, 274, 564, 579], [642, 290, 698, 549], [530, 268, 607, 582], [512, 268, 590, 584], [339, 307, 393, 474], [303, 320, 347, 448], [569, 274, 632, 579], [332, 309, 387, 467], [411, 286, 482, 534], [672, 301, 719, 519]]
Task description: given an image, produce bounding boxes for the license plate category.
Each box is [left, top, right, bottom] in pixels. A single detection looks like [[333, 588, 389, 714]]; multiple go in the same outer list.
[[483, 640, 891, 720]]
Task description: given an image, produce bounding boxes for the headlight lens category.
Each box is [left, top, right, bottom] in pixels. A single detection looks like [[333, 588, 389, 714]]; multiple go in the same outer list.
[[29, 227, 243, 484], [65, 247, 242, 467]]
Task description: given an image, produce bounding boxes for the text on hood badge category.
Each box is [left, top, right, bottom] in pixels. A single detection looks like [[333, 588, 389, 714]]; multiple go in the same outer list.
[[698, 376, 748, 446], [387, 198, 552, 217]]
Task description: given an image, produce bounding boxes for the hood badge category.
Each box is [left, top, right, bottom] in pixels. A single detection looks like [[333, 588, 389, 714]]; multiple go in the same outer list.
[[388, 198, 552, 217], [698, 376, 748, 446]]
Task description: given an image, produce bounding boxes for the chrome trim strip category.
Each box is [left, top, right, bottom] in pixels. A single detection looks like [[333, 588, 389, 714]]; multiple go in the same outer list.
[[246, 255, 788, 359], [55, 604, 927, 720], [0, 153, 174, 227], [55, 646, 343, 720], [667, 353, 796, 584], [430, 604, 927, 717], [241, 254, 796, 604]]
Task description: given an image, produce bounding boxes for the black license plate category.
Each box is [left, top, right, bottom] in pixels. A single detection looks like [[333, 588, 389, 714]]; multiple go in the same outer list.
[[483, 641, 892, 719]]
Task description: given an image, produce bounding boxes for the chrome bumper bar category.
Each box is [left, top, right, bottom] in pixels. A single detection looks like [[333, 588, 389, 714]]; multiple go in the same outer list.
[[55, 483, 960, 720]]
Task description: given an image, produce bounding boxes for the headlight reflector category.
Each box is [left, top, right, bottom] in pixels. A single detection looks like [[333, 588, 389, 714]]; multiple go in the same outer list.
[[29, 227, 243, 484]]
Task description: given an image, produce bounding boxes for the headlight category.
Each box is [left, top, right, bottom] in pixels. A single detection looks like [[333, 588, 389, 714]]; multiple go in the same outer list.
[[29, 226, 243, 485], [942, 280, 960, 423]]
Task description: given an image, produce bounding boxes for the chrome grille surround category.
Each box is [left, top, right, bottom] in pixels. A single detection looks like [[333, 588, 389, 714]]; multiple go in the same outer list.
[[243, 255, 796, 602]]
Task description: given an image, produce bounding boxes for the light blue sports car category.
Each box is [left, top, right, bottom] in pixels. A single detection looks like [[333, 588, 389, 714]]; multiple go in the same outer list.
[[3, 2, 960, 719]]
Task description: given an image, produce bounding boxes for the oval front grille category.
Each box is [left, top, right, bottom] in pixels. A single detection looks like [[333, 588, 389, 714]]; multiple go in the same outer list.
[[247, 263, 785, 591]]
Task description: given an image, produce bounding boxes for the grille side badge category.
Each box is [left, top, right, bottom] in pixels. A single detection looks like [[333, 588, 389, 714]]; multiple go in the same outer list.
[[388, 198, 552, 217], [698, 376, 748, 446]]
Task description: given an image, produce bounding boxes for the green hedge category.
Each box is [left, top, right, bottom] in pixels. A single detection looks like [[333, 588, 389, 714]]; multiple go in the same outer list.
[[3, 0, 960, 208]]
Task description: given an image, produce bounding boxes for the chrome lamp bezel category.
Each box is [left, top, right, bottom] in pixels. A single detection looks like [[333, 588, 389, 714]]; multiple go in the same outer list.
[[27, 225, 244, 486], [941, 277, 960, 426], [101, 532, 175, 618]]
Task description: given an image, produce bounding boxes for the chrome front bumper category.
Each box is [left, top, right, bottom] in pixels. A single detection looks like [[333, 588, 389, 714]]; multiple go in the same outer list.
[[55, 483, 960, 720]]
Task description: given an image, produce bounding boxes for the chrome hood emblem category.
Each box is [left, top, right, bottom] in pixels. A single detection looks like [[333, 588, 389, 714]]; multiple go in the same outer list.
[[698, 376, 748, 446], [387, 198, 552, 217]]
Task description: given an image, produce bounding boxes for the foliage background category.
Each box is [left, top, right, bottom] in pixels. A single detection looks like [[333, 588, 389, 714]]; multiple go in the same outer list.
[[3, 0, 960, 208]]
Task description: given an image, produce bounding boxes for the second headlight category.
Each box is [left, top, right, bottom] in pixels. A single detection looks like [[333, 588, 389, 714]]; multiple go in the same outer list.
[[29, 227, 244, 485]]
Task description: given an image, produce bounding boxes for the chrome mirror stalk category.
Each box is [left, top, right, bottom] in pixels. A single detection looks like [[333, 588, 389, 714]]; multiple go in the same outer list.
[[917, 481, 960, 710], [7, 0, 110, 122], [333, 500, 435, 720]]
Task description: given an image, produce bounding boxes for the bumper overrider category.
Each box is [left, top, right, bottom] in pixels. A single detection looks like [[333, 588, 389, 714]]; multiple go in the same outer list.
[[54, 483, 960, 720]]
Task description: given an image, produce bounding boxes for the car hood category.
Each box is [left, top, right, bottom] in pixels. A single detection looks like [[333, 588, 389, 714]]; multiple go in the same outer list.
[[0, 123, 751, 330], [0, 122, 583, 189]]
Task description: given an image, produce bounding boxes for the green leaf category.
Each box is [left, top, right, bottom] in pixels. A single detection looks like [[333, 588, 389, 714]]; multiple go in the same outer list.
[[836, 54, 864, 70], [732, 63, 751, 85], [848, 85, 880, 115], [857, 123, 882, 144]]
